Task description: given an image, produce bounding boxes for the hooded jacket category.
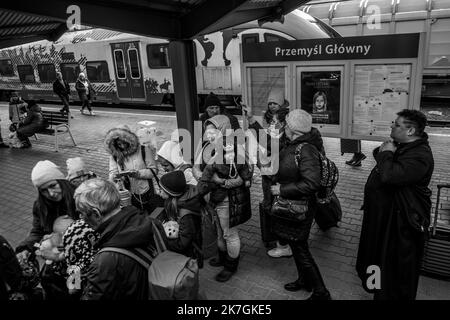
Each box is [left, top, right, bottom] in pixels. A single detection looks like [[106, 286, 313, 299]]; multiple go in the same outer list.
[[157, 141, 197, 185], [20, 104, 46, 129], [105, 127, 157, 195], [81, 206, 155, 300], [165, 185, 203, 259], [200, 108, 240, 131], [271, 127, 324, 242], [356, 133, 434, 299]]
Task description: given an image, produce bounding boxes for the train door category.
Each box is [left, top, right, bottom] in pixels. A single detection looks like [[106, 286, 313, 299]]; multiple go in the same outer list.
[[111, 41, 145, 101]]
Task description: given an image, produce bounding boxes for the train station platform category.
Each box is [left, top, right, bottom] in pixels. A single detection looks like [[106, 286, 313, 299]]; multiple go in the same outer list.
[[1, 103, 449, 300]]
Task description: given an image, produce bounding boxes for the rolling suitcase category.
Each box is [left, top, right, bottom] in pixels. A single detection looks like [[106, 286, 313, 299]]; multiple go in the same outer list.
[[259, 202, 276, 247], [421, 184, 450, 280]]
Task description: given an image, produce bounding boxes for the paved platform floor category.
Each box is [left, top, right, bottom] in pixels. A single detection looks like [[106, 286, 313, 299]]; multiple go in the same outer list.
[[1, 103, 449, 300]]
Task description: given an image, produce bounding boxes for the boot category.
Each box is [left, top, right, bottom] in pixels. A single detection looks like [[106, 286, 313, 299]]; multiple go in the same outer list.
[[284, 275, 312, 292], [350, 152, 366, 167], [215, 255, 239, 282], [209, 249, 227, 267], [303, 264, 331, 300], [345, 153, 358, 165]]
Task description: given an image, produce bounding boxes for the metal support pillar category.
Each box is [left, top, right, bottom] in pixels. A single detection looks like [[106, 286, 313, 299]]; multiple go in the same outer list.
[[168, 40, 199, 160]]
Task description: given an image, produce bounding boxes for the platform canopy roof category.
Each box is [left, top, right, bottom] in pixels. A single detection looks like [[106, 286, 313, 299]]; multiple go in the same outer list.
[[0, 0, 310, 48]]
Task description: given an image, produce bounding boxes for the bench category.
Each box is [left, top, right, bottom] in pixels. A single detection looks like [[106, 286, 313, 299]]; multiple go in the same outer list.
[[36, 109, 76, 152]]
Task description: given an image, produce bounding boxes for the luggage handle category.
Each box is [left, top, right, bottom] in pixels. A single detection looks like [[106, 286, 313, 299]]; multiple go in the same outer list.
[[432, 184, 450, 236]]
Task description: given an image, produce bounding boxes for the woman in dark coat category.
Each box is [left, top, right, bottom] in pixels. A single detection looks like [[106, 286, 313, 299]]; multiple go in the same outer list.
[[16, 160, 78, 300], [356, 109, 434, 300], [16, 100, 47, 148], [270, 109, 331, 300], [75, 72, 95, 115]]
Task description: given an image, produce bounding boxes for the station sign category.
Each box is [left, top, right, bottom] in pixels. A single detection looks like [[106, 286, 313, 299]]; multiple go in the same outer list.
[[242, 33, 419, 62]]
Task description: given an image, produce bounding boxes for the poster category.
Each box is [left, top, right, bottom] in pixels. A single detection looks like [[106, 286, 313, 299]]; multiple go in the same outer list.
[[300, 71, 341, 125], [249, 67, 286, 117], [352, 64, 411, 136]]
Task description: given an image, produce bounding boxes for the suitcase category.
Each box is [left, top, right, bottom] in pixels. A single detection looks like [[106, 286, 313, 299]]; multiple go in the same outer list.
[[259, 202, 277, 247], [340, 139, 361, 155], [421, 184, 450, 280]]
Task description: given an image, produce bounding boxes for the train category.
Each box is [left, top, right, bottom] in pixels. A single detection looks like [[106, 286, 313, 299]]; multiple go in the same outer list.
[[0, 10, 338, 111], [299, 0, 450, 123]]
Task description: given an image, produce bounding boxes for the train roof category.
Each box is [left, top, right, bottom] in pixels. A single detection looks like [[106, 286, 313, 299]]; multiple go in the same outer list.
[[0, 10, 338, 52]]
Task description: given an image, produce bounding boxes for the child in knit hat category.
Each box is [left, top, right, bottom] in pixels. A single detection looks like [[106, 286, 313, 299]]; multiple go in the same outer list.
[[66, 157, 97, 188], [62, 218, 100, 294]]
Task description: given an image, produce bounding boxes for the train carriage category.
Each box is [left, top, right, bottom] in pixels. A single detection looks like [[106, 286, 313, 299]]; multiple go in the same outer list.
[[0, 10, 338, 111]]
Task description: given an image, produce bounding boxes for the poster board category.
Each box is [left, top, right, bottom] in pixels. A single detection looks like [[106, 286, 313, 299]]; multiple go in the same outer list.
[[351, 64, 412, 138], [240, 33, 424, 141]]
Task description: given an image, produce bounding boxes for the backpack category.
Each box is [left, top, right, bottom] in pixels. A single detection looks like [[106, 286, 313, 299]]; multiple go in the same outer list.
[[295, 142, 339, 204], [99, 221, 199, 300], [178, 206, 218, 267]]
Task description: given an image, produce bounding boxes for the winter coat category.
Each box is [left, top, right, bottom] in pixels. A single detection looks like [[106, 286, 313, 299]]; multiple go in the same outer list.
[[271, 127, 324, 242], [356, 134, 434, 300], [16, 180, 78, 253], [53, 79, 70, 97], [165, 185, 203, 259], [75, 79, 95, 100], [105, 127, 158, 195], [17, 104, 46, 135], [81, 206, 155, 300]]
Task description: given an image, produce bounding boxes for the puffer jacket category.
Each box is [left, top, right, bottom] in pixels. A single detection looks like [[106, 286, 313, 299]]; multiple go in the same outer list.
[[81, 206, 155, 300], [272, 127, 324, 242], [19, 104, 46, 132]]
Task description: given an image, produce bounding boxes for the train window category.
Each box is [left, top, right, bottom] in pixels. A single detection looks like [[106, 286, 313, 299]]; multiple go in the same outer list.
[[264, 33, 289, 42], [128, 49, 141, 79], [0, 59, 14, 76], [60, 63, 80, 82], [17, 65, 35, 83], [37, 64, 56, 83], [147, 44, 170, 68], [113, 50, 126, 79], [86, 61, 110, 82], [242, 33, 259, 44]]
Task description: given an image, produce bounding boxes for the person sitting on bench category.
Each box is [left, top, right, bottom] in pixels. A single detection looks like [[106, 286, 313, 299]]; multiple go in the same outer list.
[[15, 100, 47, 148]]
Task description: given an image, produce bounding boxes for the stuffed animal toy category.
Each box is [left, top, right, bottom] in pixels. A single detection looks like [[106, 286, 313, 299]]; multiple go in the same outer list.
[[163, 220, 179, 239]]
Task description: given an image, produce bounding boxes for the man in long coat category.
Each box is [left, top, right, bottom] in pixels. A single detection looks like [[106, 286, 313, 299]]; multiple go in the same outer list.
[[356, 109, 434, 300]]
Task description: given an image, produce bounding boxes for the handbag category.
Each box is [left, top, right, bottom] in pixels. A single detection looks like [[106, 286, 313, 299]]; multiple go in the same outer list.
[[271, 196, 308, 221]]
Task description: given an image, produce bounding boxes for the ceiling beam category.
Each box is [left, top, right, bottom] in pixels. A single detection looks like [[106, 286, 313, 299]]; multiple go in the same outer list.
[[180, 0, 249, 39], [1, 0, 181, 39], [0, 36, 46, 49], [280, 0, 310, 14]]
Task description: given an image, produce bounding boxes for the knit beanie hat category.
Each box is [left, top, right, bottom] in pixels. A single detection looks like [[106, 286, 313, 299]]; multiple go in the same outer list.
[[159, 170, 187, 197], [267, 88, 285, 106], [31, 160, 65, 188], [204, 92, 222, 109], [285, 109, 312, 134], [66, 157, 88, 181], [62, 219, 100, 273]]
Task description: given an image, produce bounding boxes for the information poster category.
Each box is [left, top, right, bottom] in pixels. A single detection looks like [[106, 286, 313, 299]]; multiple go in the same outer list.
[[248, 67, 286, 117], [300, 71, 341, 125], [352, 64, 411, 136]]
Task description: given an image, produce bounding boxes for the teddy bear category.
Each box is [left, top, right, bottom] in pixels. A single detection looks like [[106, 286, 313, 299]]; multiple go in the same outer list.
[[163, 220, 179, 239]]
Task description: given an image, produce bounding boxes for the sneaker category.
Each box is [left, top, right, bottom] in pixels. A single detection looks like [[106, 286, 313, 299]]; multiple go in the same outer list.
[[267, 243, 292, 258], [90, 111, 95, 116]]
